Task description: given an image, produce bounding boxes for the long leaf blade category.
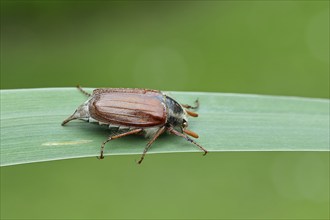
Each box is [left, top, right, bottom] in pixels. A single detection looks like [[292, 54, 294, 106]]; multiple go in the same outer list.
[[1, 88, 329, 166]]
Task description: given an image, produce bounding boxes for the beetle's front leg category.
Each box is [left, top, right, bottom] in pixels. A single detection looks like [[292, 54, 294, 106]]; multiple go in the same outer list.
[[181, 98, 199, 109], [182, 99, 199, 117], [168, 127, 207, 156], [98, 128, 143, 159]]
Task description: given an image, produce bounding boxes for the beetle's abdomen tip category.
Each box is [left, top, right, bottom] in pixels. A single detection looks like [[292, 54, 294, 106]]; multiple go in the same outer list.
[[61, 120, 69, 126], [61, 113, 79, 126], [61, 119, 70, 126]]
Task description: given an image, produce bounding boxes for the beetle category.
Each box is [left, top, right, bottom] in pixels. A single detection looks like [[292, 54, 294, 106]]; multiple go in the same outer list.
[[62, 86, 207, 164]]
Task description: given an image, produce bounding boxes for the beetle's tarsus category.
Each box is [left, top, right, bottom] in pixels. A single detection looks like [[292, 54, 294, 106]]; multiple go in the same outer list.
[[99, 140, 109, 160], [134, 158, 141, 164], [136, 158, 143, 164], [194, 98, 199, 109]]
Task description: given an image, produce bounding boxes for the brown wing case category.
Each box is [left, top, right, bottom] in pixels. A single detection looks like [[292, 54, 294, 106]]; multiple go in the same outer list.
[[89, 89, 166, 127]]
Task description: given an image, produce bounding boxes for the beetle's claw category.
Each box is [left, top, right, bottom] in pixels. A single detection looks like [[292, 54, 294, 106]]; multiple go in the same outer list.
[[203, 151, 208, 156], [97, 155, 104, 160], [135, 158, 143, 165]]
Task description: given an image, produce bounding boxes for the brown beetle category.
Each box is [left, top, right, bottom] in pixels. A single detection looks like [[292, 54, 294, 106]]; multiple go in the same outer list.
[[62, 86, 207, 163]]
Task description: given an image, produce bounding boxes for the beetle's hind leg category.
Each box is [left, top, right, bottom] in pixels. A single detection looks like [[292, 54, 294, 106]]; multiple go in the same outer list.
[[98, 128, 143, 159], [76, 85, 92, 97]]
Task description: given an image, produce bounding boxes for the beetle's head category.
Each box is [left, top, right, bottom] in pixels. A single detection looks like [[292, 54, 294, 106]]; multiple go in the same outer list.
[[165, 96, 199, 138]]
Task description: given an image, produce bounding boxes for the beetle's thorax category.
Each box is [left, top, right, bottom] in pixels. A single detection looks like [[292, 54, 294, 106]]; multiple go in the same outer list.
[[164, 96, 187, 128]]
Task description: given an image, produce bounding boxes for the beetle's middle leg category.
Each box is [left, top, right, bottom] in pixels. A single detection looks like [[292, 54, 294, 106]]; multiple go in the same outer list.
[[137, 126, 166, 164], [99, 128, 143, 159]]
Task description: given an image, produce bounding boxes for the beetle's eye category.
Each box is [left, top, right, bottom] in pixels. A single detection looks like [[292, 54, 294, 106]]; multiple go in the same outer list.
[[182, 120, 188, 128]]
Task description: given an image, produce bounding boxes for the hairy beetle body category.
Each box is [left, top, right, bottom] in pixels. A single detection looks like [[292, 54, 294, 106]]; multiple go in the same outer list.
[[62, 86, 207, 163]]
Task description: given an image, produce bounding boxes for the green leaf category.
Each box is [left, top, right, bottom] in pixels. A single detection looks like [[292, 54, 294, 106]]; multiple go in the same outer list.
[[1, 88, 329, 166]]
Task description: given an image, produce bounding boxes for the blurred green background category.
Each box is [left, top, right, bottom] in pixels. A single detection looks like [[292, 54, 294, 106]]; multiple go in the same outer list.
[[1, 1, 329, 219]]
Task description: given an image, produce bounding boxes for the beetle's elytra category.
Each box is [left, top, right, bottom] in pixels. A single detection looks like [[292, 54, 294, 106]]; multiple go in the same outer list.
[[62, 86, 207, 164]]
